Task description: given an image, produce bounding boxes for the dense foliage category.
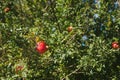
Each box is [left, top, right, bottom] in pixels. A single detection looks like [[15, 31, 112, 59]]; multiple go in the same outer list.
[[0, 0, 120, 80]]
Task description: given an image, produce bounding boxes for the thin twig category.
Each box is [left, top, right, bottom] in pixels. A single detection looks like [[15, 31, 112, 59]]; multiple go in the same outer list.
[[66, 33, 77, 45], [61, 67, 82, 80]]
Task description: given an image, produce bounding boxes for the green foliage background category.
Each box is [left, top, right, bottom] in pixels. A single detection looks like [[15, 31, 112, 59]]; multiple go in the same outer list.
[[0, 0, 120, 80]]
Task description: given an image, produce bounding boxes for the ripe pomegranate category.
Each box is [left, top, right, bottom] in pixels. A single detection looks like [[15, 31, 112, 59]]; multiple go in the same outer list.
[[112, 42, 119, 49], [36, 41, 48, 54]]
